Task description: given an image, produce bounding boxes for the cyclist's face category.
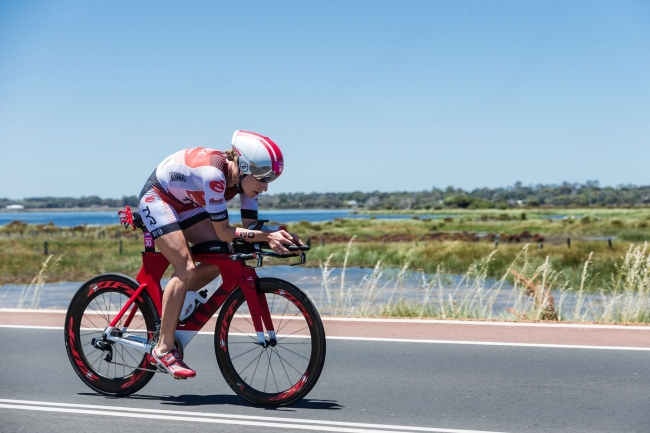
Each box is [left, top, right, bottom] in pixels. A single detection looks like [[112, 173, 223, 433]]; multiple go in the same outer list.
[[241, 174, 269, 198]]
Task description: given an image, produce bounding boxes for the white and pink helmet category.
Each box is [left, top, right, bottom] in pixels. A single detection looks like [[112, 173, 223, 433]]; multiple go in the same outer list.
[[231, 130, 284, 182]]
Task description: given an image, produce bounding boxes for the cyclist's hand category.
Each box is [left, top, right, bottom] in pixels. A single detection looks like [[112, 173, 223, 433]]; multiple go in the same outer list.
[[289, 232, 304, 247], [267, 230, 296, 254]]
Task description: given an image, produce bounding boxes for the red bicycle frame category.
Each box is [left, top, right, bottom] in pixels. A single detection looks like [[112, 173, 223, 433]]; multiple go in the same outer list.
[[110, 249, 275, 350]]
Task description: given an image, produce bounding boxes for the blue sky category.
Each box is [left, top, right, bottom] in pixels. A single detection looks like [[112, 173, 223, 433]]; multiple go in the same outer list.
[[0, 0, 648, 199]]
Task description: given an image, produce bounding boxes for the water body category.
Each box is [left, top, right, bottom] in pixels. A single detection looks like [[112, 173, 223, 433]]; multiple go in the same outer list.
[[0, 209, 451, 227], [0, 266, 432, 310], [1, 265, 581, 318]]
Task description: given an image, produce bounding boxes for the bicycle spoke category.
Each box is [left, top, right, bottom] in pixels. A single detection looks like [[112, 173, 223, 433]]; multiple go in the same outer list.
[[249, 349, 265, 385], [120, 346, 126, 377], [264, 350, 271, 393], [228, 324, 258, 342], [122, 345, 143, 366], [83, 306, 108, 329], [79, 330, 103, 337], [269, 293, 276, 314], [80, 317, 105, 334], [229, 344, 263, 362], [277, 325, 310, 341], [267, 349, 279, 393], [275, 344, 311, 362], [237, 302, 257, 330], [92, 296, 110, 324], [274, 297, 291, 333], [274, 347, 308, 375], [272, 346, 292, 387]]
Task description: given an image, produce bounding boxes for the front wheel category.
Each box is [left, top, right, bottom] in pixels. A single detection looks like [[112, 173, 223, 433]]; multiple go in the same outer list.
[[64, 274, 159, 397], [215, 278, 326, 406]]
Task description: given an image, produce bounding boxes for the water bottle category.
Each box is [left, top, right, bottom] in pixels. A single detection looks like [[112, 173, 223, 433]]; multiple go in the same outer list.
[[179, 289, 208, 322]]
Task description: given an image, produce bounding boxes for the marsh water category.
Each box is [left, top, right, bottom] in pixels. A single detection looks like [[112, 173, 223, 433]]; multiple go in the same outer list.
[[0, 264, 595, 318], [0, 209, 459, 227]]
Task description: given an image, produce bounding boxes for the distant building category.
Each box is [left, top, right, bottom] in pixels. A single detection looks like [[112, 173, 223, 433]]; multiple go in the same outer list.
[[346, 200, 358, 207], [5, 204, 24, 210]]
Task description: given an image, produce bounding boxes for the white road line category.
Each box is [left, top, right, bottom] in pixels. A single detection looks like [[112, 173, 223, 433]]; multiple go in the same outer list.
[[0, 399, 506, 433], [0, 325, 62, 330], [1, 324, 649, 350], [2, 308, 649, 329], [322, 336, 650, 351]]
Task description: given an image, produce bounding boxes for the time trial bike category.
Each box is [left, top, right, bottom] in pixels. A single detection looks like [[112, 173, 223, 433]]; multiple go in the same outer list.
[[64, 206, 326, 407]]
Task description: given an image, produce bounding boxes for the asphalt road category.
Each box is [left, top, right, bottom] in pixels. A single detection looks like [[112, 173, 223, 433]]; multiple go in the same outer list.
[[1, 327, 650, 433]]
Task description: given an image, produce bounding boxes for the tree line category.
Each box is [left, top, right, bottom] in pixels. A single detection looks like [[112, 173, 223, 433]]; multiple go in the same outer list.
[[3, 181, 650, 210]]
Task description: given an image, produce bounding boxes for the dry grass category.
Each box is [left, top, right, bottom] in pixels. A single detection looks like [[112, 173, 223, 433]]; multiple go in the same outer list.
[[312, 239, 650, 323]]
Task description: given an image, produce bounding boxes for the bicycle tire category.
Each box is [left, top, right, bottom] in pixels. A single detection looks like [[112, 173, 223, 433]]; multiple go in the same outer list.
[[214, 277, 326, 407], [64, 273, 159, 397]]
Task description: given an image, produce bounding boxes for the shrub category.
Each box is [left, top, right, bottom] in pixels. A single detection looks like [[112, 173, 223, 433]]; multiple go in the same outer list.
[[611, 220, 625, 228]]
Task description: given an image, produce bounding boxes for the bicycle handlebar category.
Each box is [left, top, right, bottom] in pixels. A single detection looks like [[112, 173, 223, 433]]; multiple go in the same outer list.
[[229, 244, 310, 267]]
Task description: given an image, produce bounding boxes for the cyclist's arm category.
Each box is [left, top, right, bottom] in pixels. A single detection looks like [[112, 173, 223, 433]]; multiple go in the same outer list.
[[211, 220, 297, 254], [240, 194, 258, 228]]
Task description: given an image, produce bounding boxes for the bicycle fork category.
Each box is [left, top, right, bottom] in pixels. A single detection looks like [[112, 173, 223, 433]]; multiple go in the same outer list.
[[239, 270, 276, 346]]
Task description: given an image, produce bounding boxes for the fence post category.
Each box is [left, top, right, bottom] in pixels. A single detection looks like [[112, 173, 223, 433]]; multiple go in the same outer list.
[[306, 237, 311, 247], [320, 238, 325, 247], [567, 238, 571, 248], [44, 241, 48, 255], [538, 243, 543, 250], [608, 238, 612, 248], [119, 240, 123, 254], [494, 240, 499, 248]]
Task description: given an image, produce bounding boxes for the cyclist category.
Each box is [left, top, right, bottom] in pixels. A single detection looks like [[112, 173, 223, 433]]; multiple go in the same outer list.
[[137, 130, 303, 378]]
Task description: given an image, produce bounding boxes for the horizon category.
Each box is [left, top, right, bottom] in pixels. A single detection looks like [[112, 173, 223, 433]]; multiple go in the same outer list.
[[1, 1, 648, 198], [3, 179, 650, 202]]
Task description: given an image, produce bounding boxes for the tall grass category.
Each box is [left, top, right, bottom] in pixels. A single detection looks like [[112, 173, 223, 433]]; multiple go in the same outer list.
[[313, 240, 650, 323], [15, 254, 62, 308]]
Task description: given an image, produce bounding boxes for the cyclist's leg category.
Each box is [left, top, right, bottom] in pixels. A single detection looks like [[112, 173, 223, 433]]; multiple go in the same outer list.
[[152, 231, 196, 354], [138, 191, 198, 363], [179, 213, 222, 292]]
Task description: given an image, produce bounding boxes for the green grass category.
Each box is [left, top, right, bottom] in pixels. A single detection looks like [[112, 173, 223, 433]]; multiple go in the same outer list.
[[1, 208, 649, 293], [289, 208, 650, 241], [303, 239, 628, 292], [0, 227, 146, 284]]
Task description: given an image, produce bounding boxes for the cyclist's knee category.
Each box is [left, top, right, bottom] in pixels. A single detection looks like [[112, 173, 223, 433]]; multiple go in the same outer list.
[[175, 263, 198, 285]]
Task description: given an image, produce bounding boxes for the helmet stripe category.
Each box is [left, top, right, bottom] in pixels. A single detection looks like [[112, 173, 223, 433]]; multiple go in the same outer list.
[[233, 130, 284, 177]]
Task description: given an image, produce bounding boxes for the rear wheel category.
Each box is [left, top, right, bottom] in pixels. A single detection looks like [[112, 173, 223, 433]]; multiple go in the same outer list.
[[64, 274, 159, 397], [215, 278, 326, 406]]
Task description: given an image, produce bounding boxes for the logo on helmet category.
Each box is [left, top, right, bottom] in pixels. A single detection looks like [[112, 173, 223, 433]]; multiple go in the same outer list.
[[239, 161, 249, 172]]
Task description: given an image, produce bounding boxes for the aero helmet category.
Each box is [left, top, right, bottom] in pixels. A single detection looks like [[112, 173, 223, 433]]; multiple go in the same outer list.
[[231, 130, 284, 182]]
